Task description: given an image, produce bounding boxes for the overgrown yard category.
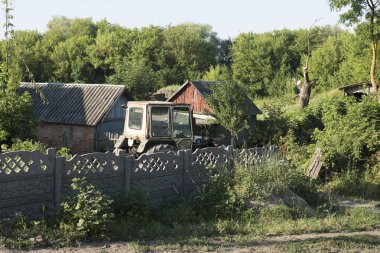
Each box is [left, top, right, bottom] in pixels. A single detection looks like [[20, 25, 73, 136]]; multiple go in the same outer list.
[[1, 157, 380, 252], [0, 94, 379, 252]]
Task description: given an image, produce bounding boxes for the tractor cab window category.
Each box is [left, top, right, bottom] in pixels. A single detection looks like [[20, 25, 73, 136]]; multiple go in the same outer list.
[[172, 107, 192, 138], [128, 107, 143, 130], [151, 107, 171, 137]]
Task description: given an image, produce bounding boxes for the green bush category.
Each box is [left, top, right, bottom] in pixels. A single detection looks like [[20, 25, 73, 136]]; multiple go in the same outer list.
[[60, 178, 114, 237], [57, 147, 72, 160], [313, 95, 380, 171], [192, 165, 241, 219], [250, 104, 290, 145], [324, 164, 380, 199], [7, 139, 47, 152], [234, 159, 322, 207], [191, 159, 324, 221], [0, 88, 36, 146]]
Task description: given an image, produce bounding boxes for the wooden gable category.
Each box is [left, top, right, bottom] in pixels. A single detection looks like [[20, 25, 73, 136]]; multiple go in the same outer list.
[[168, 82, 213, 114]]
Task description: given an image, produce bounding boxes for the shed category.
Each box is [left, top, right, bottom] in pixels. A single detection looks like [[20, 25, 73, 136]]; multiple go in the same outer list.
[[167, 80, 261, 121], [19, 83, 133, 153], [167, 80, 262, 145], [339, 82, 373, 101]]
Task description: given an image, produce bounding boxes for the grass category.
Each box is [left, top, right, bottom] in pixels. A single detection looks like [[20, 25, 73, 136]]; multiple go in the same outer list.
[[1, 207, 380, 251], [322, 167, 380, 200], [277, 235, 380, 253]]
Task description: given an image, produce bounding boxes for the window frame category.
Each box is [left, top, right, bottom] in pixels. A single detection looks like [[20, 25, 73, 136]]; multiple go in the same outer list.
[[150, 106, 172, 137], [128, 107, 144, 130], [172, 106, 192, 138]]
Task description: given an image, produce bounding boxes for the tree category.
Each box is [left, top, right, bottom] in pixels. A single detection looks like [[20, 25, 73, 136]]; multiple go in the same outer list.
[[232, 29, 306, 98], [335, 30, 372, 86], [309, 33, 347, 91], [162, 23, 218, 83], [88, 26, 136, 79], [50, 36, 95, 83], [216, 38, 233, 67], [295, 21, 322, 108], [202, 64, 230, 81], [206, 78, 250, 146], [232, 33, 273, 97], [0, 0, 36, 145], [108, 58, 159, 100], [329, 0, 380, 92]]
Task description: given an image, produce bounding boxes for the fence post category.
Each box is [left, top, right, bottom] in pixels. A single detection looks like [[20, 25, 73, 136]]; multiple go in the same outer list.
[[124, 155, 133, 191], [54, 155, 63, 209], [117, 150, 126, 191], [226, 145, 234, 171], [183, 149, 191, 198]]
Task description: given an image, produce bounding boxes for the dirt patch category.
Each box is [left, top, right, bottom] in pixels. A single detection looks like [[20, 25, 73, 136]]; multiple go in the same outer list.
[[336, 196, 380, 213]]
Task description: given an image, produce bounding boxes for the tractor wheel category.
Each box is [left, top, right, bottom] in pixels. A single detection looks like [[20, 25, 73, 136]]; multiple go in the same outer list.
[[146, 144, 177, 155]]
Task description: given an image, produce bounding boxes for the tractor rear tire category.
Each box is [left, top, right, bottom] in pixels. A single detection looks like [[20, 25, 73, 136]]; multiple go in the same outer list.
[[146, 144, 177, 155]]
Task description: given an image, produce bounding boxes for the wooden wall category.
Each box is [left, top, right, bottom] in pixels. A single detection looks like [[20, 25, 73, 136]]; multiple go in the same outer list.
[[169, 83, 213, 114]]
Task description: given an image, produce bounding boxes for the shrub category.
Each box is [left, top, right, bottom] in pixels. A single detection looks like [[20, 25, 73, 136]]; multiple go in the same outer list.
[[60, 178, 114, 237], [324, 164, 380, 199], [191, 158, 324, 221], [250, 104, 290, 145], [233, 159, 322, 207], [313, 96, 380, 171], [192, 165, 241, 219], [0, 88, 36, 146], [57, 147, 72, 160], [7, 139, 47, 152]]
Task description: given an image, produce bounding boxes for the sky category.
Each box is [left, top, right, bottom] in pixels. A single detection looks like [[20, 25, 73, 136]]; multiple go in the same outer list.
[[7, 0, 343, 39]]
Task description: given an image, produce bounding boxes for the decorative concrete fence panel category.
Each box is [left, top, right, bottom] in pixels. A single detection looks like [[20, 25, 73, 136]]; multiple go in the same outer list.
[[186, 147, 231, 197], [233, 146, 280, 168], [0, 146, 277, 219], [0, 149, 55, 219], [131, 151, 184, 205], [62, 152, 124, 198]]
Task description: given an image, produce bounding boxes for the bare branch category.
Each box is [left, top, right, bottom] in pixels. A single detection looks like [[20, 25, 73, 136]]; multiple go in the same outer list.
[[306, 19, 321, 68]]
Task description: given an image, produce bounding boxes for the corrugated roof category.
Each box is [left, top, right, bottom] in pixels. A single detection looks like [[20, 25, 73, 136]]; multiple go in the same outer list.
[[168, 80, 262, 115], [19, 83, 132, 126]]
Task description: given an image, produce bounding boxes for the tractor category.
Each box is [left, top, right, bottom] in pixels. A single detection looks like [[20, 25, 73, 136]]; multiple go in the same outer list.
[[114, 101, 196, 155]]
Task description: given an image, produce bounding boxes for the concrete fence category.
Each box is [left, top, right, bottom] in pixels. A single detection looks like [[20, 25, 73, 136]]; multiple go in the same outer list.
[[0, 146, 278, 219]]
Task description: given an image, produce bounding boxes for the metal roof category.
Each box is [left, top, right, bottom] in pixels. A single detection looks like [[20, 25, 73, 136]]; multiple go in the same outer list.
[[19, 82, 132, 126], [127, 101, 176, 105], [338, 82, 371, 91], [168, 80, 262, 115]]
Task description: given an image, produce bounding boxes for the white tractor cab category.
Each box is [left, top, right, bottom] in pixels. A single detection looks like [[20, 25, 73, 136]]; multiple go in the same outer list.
[[114, 101, 194, 155]]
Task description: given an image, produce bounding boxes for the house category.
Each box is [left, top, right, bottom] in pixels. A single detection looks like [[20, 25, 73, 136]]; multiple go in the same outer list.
[[167, 80, 262, 145], [19, 83, 133, 154], [339, 82, 373, 101]]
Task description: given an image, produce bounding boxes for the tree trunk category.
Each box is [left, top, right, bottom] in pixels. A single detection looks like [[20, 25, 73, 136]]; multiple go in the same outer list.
[[297, 67, 317, 109], [371, 41, 378, 92], [299, 83, 312, 109], [230, 130, 235, 147]]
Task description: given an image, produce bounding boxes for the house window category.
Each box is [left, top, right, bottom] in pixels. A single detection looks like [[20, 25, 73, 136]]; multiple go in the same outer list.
[[128, 107, 143, 130]]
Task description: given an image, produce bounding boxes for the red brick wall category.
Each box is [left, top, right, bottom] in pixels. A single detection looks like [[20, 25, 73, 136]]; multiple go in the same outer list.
[[36, 123, 96, 154]]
